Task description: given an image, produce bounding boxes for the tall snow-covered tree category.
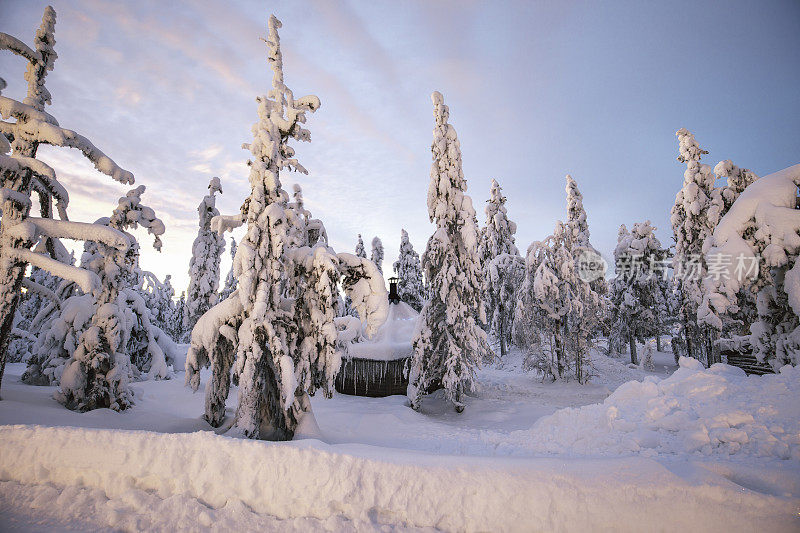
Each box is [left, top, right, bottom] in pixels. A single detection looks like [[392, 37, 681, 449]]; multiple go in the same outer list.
[[407, 91, 492, 413], [393, 228, 425, 312], [184, 177, 225, 335], [565, 174, 607, 298], [219, 237, 238, 302], [0, 7, 138, 396], [478, 178, 522, 356], [185, 15, 387, 440], [513, 222, 598, 383], [371, 236, 384, 275], [671, 128, 716, 364], [355, 234, 366, 258], [608, 221, 670, 364]]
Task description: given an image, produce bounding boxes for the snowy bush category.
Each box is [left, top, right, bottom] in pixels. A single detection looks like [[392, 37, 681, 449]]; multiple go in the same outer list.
[[407, 91, 492, 412], [185, 15, 387, 440]]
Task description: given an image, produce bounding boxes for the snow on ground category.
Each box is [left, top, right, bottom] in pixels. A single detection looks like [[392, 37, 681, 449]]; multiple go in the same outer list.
[[0, 345, 798, 532]]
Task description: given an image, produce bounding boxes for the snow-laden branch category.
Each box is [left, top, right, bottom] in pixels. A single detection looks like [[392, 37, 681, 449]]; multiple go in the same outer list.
[[0, 32, 41, 64], [0, 97, 133, 185], [22, 277, 61, 308], [0, 95, 59, 126], [0, 186, 32, 207], [14, 249, 99, 294], [211, 214, 244, 235], [7, 217, 129, 250]]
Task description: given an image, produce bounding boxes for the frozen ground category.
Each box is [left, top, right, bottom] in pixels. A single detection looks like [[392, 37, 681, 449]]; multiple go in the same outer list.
[[0, 345, 798, 532]]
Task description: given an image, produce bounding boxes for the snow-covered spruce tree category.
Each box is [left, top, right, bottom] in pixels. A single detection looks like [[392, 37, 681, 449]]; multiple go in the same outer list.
[[0, 7, 138, 396], [700, 160, 760, 337], [478, 178, 522, 356], [343, 233, 369, 316], [185, 15, 387, 439], [671, 128, 717, 364], [565, 174, 607, 299], [173, 291, 186, 341], [355, 234, 366, 258], [218, 237, 238, 301], [184, 177, 225, 335], [371, 236, 384, 275], [393, 228, 425, 311], [27, 186, 175, 410], [407, 91, 492, 413], [608, 221, 670, 364], [701, 164, 800, 370], [513, 222, 598, 383]]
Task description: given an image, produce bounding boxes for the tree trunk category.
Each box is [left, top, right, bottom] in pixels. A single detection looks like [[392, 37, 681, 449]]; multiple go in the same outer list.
[[499, 317, 507, 357], [0, 167, 35, 398], [629, 335, 638, 365], [656, 335, 662, 352], [682, 310, 695, 361]]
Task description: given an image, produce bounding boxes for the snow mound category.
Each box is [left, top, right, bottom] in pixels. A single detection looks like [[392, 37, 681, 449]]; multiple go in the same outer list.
[[513, 357, 800, 459], [0, 424, 797, 532], [348, 301, 418, 361]]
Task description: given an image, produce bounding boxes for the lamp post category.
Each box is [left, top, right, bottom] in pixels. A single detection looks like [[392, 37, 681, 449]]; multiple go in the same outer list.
[[388, 276, 400, 304]]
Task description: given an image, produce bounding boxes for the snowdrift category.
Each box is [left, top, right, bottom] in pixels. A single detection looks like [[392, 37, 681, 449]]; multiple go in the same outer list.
[[0, 424, 797, 532], [504, 357, 800, 459]]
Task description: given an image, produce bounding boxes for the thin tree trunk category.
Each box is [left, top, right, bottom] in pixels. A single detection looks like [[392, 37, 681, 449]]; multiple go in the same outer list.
[[499, 318, 507, 357], [656, 335, 662, 352], [682, 310, 695, 361], [629, 335, 638, 365], [0, 166, 35, 398]]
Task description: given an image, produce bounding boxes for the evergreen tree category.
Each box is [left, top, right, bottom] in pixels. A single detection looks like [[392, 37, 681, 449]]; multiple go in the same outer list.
[[371, 236, 384, 275], [608, 221, 670, 364], [0, 7, 139, 396], [393, 229, 425, 312], [26, 186, 175, 410], [513, 222, 598, 383], [478, 179, 522, 356], [355, 234, 366, 258], [700, 161, 759, 337], [407, 91, 492, 413], [671, 128, 716, 364], [184, 177, 225, 335], [701, 163, 800, 370], [185, 15, 387, 440]]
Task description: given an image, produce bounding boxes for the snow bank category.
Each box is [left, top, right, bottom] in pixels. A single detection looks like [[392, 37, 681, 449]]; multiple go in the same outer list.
[[0, 424, 797, 532], [510, 357, 800, 459]]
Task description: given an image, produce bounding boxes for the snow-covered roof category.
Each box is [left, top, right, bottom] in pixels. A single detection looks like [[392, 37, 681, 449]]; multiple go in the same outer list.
[[348, 301, 419, 361]]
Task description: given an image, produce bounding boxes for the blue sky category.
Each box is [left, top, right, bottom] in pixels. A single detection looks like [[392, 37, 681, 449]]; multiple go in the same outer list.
[[2, 0, 798, 292]]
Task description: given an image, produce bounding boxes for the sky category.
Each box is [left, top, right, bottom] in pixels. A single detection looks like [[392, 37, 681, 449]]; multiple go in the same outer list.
[[1, 0, 799, 293]]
